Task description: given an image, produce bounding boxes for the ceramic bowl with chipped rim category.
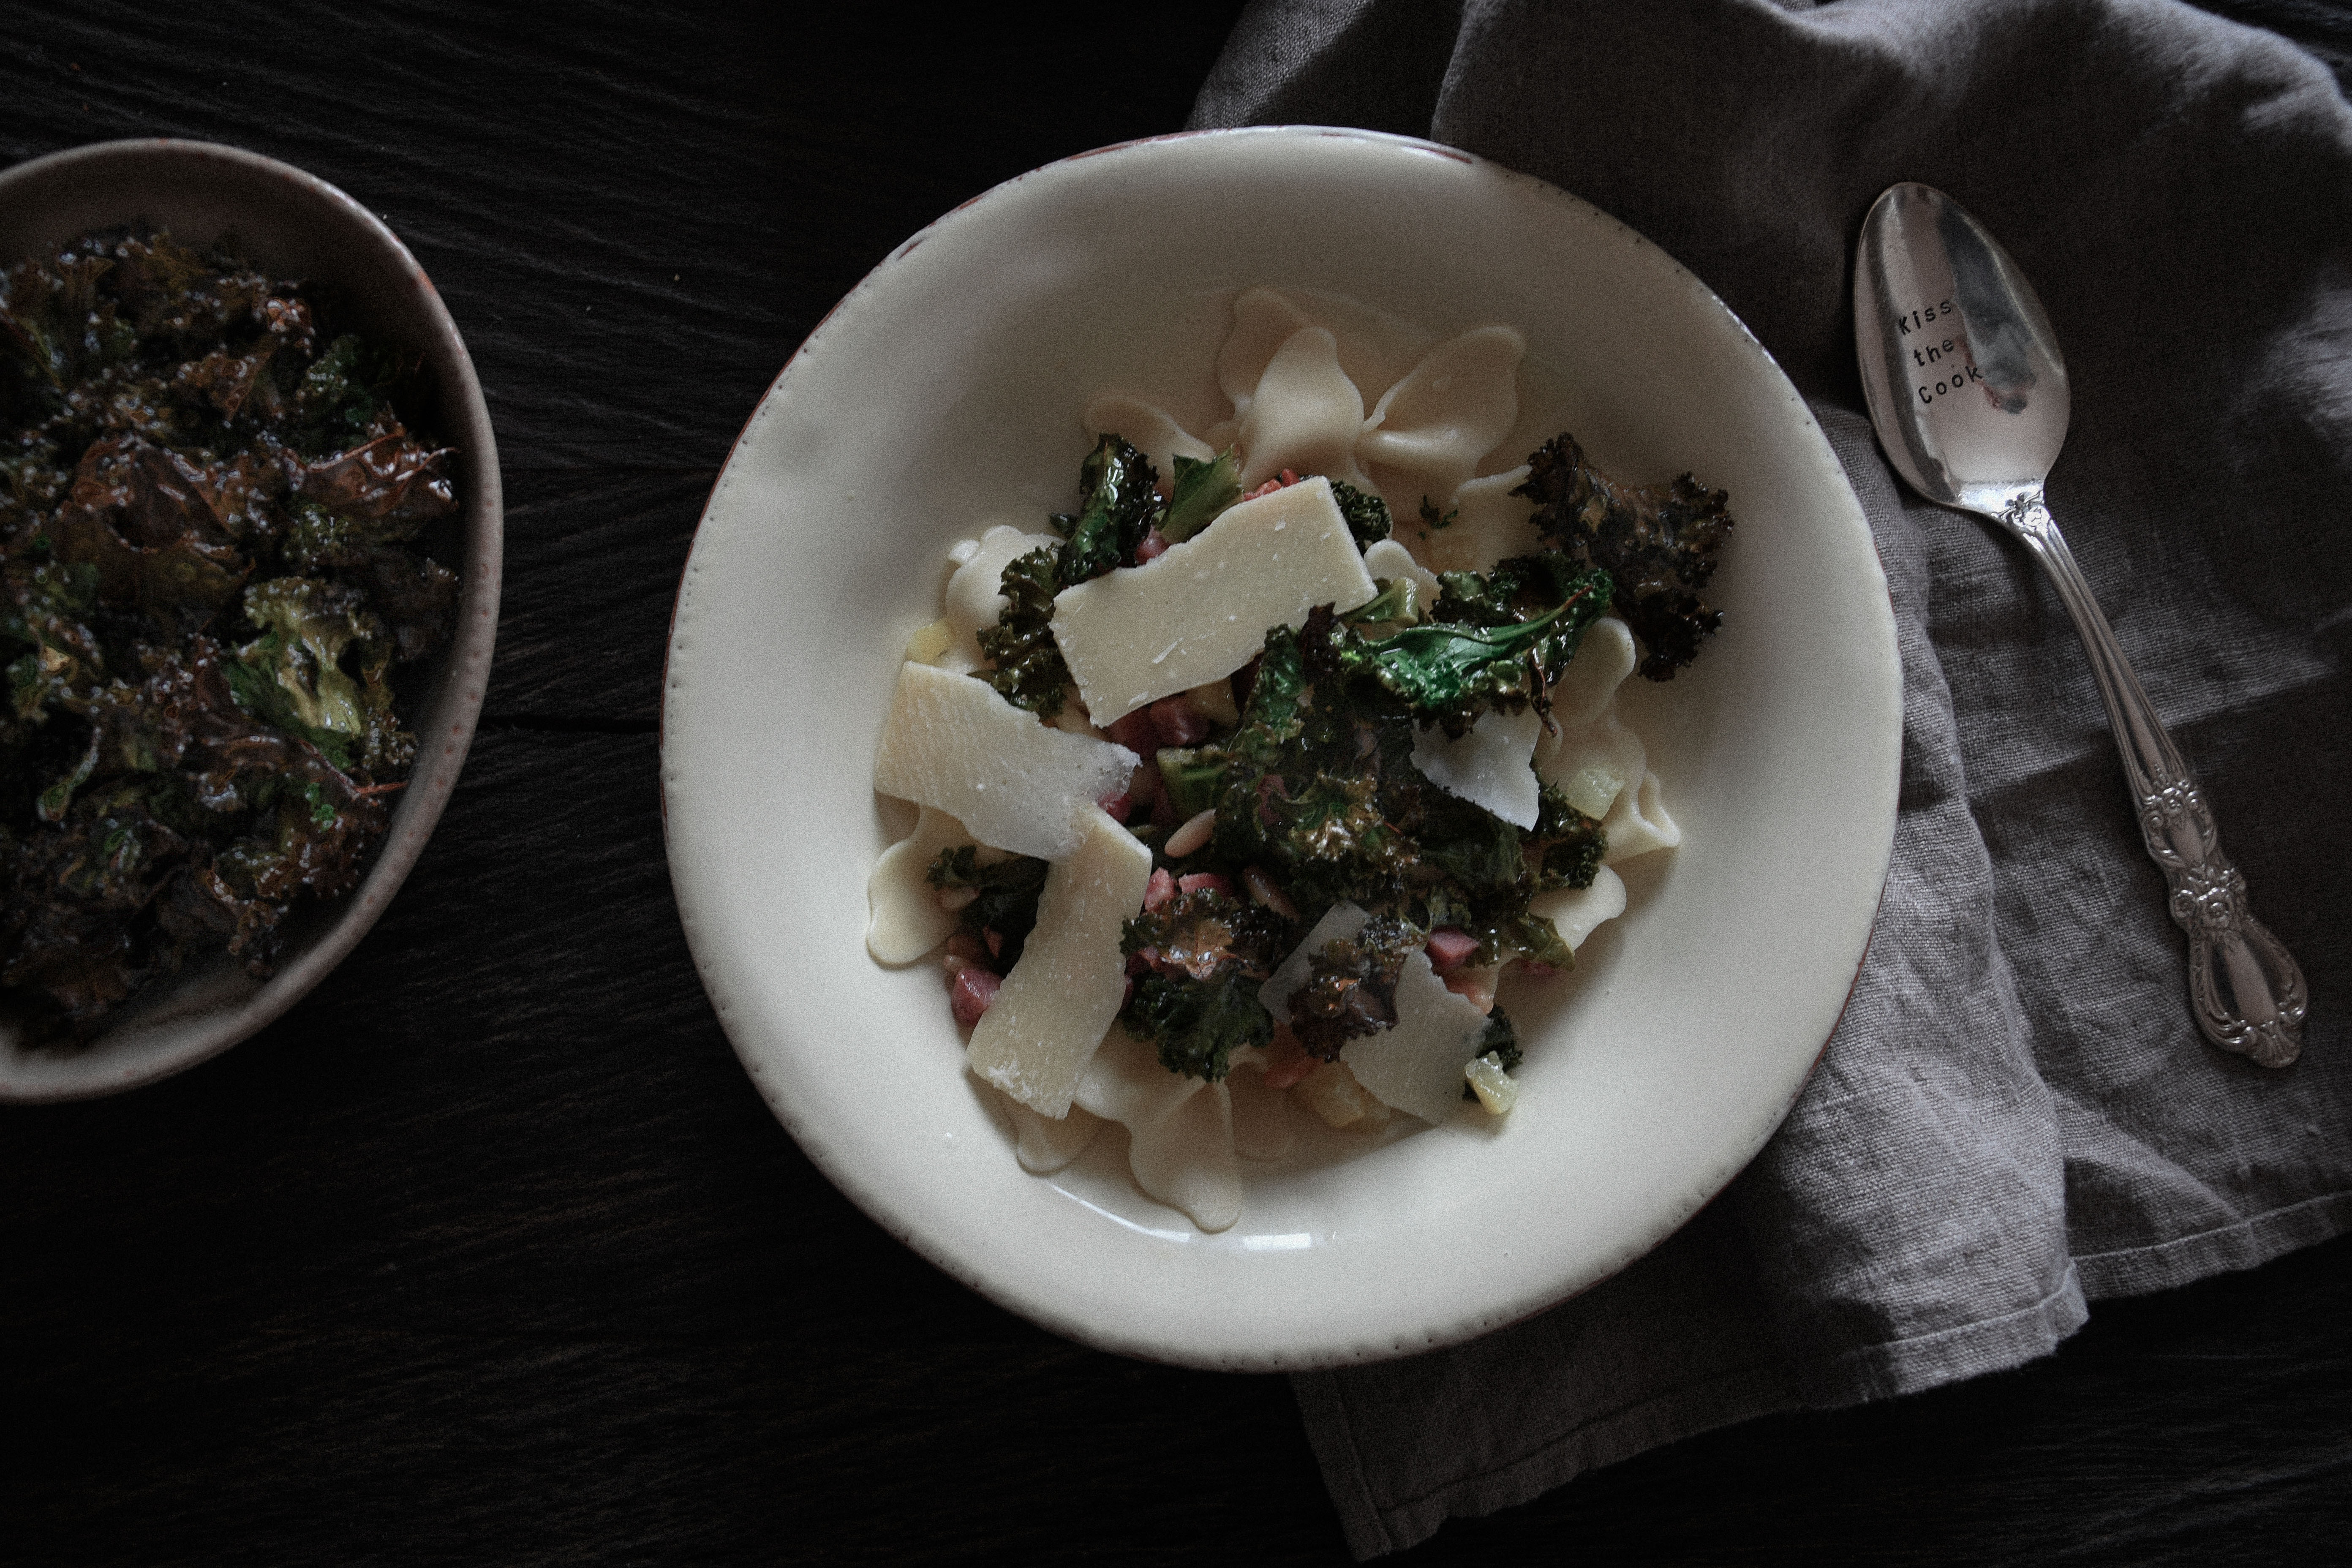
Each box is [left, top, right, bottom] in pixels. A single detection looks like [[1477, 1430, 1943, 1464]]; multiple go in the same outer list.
[[663, 127, 1897, 1369], [0, 140, 502, 1102]]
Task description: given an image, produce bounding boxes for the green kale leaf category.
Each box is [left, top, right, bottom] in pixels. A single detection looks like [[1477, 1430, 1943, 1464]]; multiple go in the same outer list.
[[1288, 912, 1419, 1059], [1057, 433, 1159, 585], [1514, 432, 1733, 680], [927, 845, 1050, 968], [1339, 563, 1610, 735], [1159, 448, 1242, 543], [1119, 884, 1294, 1081], [975, 546, 1071, 719], [1330, 481, 1394, 546]]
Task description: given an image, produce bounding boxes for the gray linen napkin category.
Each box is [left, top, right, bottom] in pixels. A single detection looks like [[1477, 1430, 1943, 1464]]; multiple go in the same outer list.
[[1190, 0, 2352, 1555]]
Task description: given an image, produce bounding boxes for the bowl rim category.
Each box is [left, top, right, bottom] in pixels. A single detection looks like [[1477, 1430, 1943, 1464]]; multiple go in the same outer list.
[[0, 137, 504, 1103], [653, 125, 1900, 1373]]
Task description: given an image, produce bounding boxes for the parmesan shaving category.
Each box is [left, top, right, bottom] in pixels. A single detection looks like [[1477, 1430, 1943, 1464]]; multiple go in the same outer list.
[[1050, 477, 1377, 724], [965, 805, 1152, 1117], [872, 661, 1136, 861]]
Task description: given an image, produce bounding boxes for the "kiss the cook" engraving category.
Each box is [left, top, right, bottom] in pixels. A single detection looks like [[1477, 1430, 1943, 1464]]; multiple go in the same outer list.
[[1894, 297, 1983, 406]]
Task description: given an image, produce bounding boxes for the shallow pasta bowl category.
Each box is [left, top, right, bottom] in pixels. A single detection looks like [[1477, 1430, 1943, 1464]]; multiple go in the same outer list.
[[663, 126, 1898, 1370], [0, 140, 502, 1102]]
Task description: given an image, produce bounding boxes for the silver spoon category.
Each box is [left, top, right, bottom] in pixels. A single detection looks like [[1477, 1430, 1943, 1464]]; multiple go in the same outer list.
[[1853, 181, 2307, 1069]]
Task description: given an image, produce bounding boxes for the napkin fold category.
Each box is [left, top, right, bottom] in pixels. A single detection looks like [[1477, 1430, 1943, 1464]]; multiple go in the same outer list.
[[1192, 0, 2352, 1555]]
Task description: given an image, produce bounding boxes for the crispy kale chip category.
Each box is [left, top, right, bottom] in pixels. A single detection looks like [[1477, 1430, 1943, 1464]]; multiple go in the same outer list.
[[1526, 780, 1606, 893], [1514, 432, 1733, 679], [1288, 912, 1419, 1060], [1343, 561, 1611, 736], [1160, 448, 1242, 543], [1330, 481, 1394, 547], [1119, 885, 1295, 1081], [975, 547, 1071, 719], [226, 577, 412, 775], [1189, 609, 1605, 958], [927, 845, 1049, 969], [0, 228, 459, 1047], [1056, 433, 1159, 585]]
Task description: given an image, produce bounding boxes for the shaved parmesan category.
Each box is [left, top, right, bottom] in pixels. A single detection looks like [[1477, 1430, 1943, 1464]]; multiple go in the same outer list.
[[1341, 947, 1493, 1126], [966, 805, 1153, 1118], [1410, 706, 1545, 828], [872, 662, 1137, 860], [1050, 476, 1377, 724], [1259, 902, 1489, 1126]]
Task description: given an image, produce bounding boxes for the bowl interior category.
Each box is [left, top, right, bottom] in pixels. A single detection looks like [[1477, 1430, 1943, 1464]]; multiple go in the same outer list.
[[0, 139, 503, 1101], [665, 127, 1901, 1369]]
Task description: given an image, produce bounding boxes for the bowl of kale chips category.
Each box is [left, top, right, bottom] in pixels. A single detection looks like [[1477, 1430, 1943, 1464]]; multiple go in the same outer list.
[[0, 140, 501, 1100]]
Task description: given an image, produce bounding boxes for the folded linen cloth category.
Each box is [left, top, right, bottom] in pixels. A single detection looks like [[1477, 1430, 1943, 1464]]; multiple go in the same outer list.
[[1191, 0, 2352, 1555]]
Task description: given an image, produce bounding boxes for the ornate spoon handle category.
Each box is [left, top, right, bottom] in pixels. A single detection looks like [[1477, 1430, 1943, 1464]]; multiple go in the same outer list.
[[2000, 489, 2307, 1067]]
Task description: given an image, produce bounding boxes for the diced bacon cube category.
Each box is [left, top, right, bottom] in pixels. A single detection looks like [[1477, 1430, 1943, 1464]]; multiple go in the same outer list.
[[1262, 1028, 1314, 1089], [1149, 694, 1210, 747], [1443, 970, 1496, 1014], [1176, 872, 1232, 898], [1135, 528, 1170, 564], [1104, 709, 1160, 752], [950, 965, 1002, 1028], [1143, 868, 1177, 911], [1426, 928, 1481, 975], [1097, 790, 1133, 823]]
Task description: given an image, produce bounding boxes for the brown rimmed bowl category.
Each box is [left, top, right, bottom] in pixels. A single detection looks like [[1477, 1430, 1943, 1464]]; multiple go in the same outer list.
[[0, 139, 502, 1102]]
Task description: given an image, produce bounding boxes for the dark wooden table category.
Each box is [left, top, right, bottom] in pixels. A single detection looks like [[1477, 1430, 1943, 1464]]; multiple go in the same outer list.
[[4, 7, 2347, 1563]]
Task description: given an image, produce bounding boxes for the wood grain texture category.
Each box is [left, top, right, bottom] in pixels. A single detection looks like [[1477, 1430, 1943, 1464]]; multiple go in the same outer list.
[[2, 3, 2348, 1564]]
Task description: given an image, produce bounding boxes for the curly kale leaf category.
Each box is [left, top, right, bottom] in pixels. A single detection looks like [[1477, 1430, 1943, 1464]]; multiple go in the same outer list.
[[1160, 448, 1242, 544], [1118, 885, 1293, 1081], [1514, 432, 1732, 680], [1126, 968, 1273, 1082], [1478, 1006, 1523, 1072], [1288, 912, 1419, 1059], [1527, 780, 1605, 893], [1337, 563, 1611, 735], [1330, 481, 1394, 547], [1463, 1006, 1524, 1099], [1057, 433, 1159, 585], [975, 546, 1070, 719], [927, 845, 1049, 968], [1339, 577, 1417, 628], [225, 577, 409, 773]]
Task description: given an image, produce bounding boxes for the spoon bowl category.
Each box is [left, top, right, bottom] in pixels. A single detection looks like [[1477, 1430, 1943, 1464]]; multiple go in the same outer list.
[[1854, 182, 2070, 514]]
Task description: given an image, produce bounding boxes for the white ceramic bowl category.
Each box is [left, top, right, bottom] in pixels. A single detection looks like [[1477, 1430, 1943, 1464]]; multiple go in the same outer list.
[[663, 127, 1898, 1370], [0, 141, 502, 1102]]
